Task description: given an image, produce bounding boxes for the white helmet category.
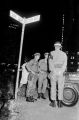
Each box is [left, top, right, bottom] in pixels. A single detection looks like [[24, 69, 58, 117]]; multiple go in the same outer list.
[[54, 41, 62, 47]]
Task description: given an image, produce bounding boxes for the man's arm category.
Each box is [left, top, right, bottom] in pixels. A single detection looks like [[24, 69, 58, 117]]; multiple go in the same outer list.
[[26, 60, 36, 74], [38, 60, 41, 73], [26, 60, 33, 71], [48, 51, 55, 72], [61, 53, 67, 73]]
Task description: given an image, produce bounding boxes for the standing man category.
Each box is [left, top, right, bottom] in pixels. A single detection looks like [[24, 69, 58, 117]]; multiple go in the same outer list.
[[38, 53, 49, 99], [18, 61, 29, 98], [26, 53, 40, 102], [49, 42, 67, 107]]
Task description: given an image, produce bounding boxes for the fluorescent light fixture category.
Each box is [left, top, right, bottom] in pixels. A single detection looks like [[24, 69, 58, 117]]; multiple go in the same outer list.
[[24, 15, 40, 24], [10, 10, 23, 24], [10, 10, 40, 25]]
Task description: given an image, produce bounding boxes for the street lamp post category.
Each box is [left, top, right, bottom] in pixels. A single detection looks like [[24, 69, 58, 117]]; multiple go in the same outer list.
[[10, 10, 40, 99], [15, 22, 25, 99]]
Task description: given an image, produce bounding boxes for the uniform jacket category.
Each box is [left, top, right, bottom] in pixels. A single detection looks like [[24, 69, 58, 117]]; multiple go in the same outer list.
[[49, 50, 67, 74], [38, 59, 47, 73], [26, 59, 38, 74]]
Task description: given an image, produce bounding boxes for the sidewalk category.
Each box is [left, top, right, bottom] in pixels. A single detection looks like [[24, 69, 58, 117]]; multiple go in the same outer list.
[[8, 96, 79, 120]]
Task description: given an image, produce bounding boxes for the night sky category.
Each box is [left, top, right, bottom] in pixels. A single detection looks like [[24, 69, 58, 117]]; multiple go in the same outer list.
[[0, 0, 79, 64]]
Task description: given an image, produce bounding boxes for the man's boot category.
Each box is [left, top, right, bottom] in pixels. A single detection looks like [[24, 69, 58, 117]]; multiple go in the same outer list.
[[30, 96, 37, 101], [57, 100, 63, 108], [37, 93, 41, 99], [49, 100, 56, 107], [41, 93, 46, 99], [26, 96, 34, 102], [26, 96, 31, 102]]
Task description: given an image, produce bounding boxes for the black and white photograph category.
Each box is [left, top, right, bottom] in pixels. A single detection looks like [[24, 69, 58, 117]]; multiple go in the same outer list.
[[0, 0, 79, 120]]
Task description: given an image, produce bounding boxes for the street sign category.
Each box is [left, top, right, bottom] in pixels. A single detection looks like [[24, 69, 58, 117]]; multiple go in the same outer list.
[[24, 15, 40, 24], [10, 10, 23, 24]]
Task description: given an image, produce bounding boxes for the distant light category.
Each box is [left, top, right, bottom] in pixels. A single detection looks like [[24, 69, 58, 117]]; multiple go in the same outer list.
[[72, 18, 74, 22], [63, 14, 64, 25], [77, 52, 79, 55], [70, 56, 74, 59], [9, 25, 16, 29], [12, 69, 15, 72], [1, 63, 6, 65], [7, 64, 10, 66], [9, 23, 19, 29], [10, 23, 18, 26], [14, 64, 17, 66], [71, 62, 73, 64]]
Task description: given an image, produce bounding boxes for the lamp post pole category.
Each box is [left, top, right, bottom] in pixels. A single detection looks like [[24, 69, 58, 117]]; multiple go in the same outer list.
[[9, 10, 40, 100], [15, 21, 25, 99]]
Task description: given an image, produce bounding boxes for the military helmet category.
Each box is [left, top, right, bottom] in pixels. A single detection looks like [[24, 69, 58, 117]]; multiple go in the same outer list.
[[44, 52, 49, 56], [54, 41, 62, 47], [34, 53, 40, 56]]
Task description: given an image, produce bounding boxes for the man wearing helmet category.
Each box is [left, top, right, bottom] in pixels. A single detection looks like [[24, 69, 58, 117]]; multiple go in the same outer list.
[[37, 53, 49, 99], [49, 41, 67, 107], [26, 53, 40, 102]]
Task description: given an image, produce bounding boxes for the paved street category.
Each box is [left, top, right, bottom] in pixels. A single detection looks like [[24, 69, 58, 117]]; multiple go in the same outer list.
[[9, 97, 79, 120]]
